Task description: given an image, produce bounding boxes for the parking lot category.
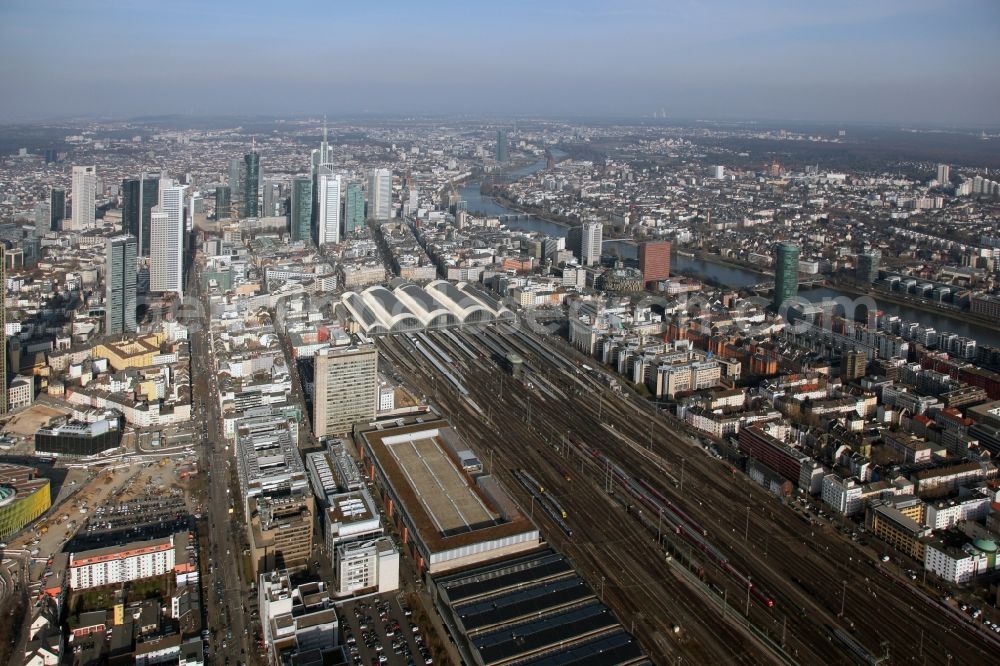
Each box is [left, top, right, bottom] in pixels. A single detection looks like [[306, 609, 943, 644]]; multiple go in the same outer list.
[[338, 593, 435, 666]]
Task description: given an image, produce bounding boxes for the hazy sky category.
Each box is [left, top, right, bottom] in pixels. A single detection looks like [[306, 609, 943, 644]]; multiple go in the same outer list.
[[1, 0, 998, 125]]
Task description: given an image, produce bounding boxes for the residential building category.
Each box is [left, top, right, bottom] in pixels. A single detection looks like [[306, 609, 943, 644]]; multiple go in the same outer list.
[[67, 533, 184, 590]]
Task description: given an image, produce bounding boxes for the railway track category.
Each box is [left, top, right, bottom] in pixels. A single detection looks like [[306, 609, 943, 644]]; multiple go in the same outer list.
[[378, 323, 998, 665]]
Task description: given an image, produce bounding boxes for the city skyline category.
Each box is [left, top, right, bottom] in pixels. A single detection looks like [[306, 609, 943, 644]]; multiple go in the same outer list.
[[0, 1, 998, 125]]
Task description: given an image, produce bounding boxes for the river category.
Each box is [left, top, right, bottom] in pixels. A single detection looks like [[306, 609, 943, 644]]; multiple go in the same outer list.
[[460, 160, 1000, 348]]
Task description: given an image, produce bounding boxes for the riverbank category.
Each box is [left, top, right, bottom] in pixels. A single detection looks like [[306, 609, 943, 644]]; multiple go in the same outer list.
[[689, 250, 773, 279], [826, 279, 1000, 334]]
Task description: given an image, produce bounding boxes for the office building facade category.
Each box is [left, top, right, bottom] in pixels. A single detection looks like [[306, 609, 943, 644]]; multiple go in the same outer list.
[[496, 129, 509, 162], [581, 221, 602, 266], [150, 182, 185, 295], [105, 235, 138, 335], [71, 165, 97, 230], [0, 246, 4, 414], [638, 240, 671, 284], [49, 188, 65, 230], [313, 344, 378, 438], [857, 251, 881, 284], [367, 168, 392, 220], [343, 181, 365, 234], [243, 151, 260, 217], [215, 185, 232, 220], [773, 243, 800, 311], [122, 177, 159, 256], [289, 177, 312, 242], [316, 172, 342, 246]]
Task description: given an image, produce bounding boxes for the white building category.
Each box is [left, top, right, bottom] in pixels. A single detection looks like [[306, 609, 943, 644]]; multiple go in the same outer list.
[[316, 171, 342, 245], [258, 571, 338, 665], [325, 489, 383, 556], [70, 165, 96, 230], [335, 537, 399, 597], [150, 181, 186, 295], [68, 534, 179, 590], [925, 492, 991, 530], [821, 475, 865, 516], [924, 541, 992, 584], [712, 165, 725, 179], [581, 221, 602, 266], [367, 168, 392, 220]]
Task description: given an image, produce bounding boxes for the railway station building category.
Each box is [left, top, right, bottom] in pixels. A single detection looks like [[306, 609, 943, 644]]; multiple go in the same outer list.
[[356, 417, 539, 574]]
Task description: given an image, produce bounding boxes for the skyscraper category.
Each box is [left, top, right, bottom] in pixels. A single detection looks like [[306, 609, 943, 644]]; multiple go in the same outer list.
[[262, 179, 282, 217], [228, 158, 243, 201], [289, 177, 313, 243], [367, 169, 392, 220], [33, 202, 50, 234], [581, 221, 602, 266], [496, 129, 509, 163], [841, 350, 867, 381], [71, 165, 96, 230], [936, 164, 950, 184], [638, 240, 671, 284], [312, 343, 378, 438], [122, 176, 159, 257], [105, 235, 137, 335], [150, 181, 186, 295], [243, 150, 260, 217], [773, 243, 800, 311], [343, 182, 365, 234], [215, 185, 232, 220], [0, 245, 5, 415], [316, 171, 342, 245], [857, 251, 881, 284], [49, 188, 65, 231]]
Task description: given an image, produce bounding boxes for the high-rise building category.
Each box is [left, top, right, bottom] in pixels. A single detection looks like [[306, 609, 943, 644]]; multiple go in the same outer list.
[[313, 344, 378, 438], [367, 169, 392, 220], [638, 240, 671, 284], [49, 188, 65, 231], [936, 164, 950, 185], [105, 235, 137, 335], [773, 243, 800, 311], [343, 182, 365, 235], [496, 129, 509, 163], [857, 251, 881, 284], [71, 165, 96, 230], [121, 176, 159, 256], [0, 245, 5, 415], [841, 350, 868, 381], [150, 181, 186, 295], [243, 150, 260, 217], [316, 171, 342, 246], [311, 123, 333, 177], [262, 179, 281, 217], [228, 158, 243, 201], [289, 177, 313, 243], [581, 221, 602, 266], [33, 202, 50, 234], [215, 185, 232, 220], [711, 165, 725, 179]]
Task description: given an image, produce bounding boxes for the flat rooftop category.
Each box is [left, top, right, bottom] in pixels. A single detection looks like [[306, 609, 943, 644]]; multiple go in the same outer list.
[[360, 419, 535, 556], [385, 434, 496, 535]]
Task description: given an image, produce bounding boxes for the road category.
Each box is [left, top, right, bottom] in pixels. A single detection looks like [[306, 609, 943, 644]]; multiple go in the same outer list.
[[188, 260, 257, 666]]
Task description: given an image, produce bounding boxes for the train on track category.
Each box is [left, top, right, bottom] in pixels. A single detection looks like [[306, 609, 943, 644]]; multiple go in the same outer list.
[[511, 468, 573, 537]]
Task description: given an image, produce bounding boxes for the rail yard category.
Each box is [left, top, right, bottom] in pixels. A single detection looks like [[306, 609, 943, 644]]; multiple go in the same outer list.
[[377, 323, 999, 665]]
